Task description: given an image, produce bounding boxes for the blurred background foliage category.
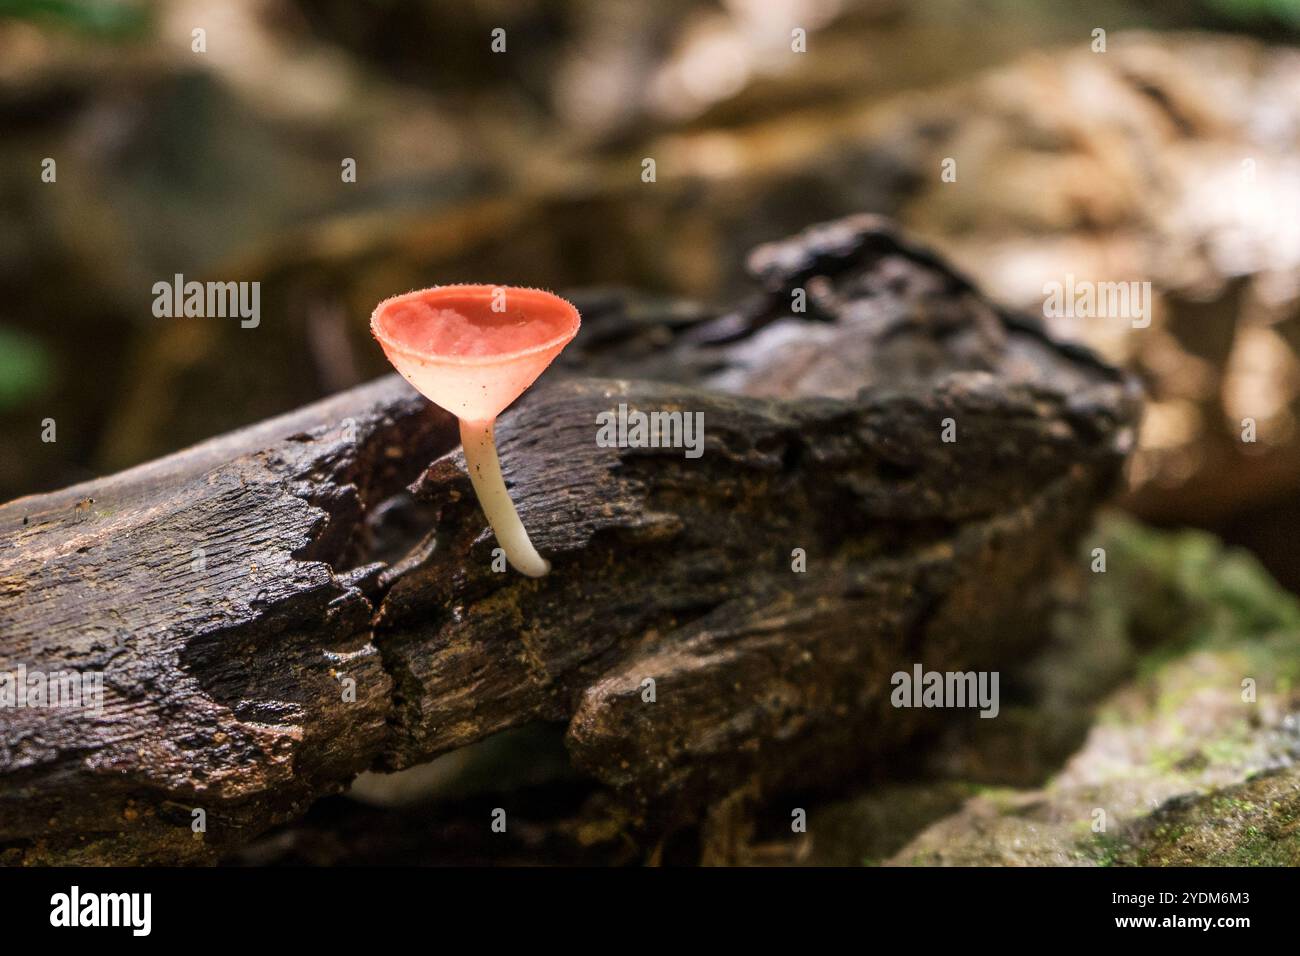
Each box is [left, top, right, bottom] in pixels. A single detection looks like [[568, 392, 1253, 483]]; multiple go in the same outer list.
[[1, 0, 1299, 588]]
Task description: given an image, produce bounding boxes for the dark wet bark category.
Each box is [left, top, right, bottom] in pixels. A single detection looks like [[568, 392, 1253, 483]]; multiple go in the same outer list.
[[0, 216, 1139, 864]]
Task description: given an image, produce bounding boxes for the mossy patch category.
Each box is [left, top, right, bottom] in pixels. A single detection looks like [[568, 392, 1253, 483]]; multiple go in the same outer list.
[[887, 515, 1300, 866]]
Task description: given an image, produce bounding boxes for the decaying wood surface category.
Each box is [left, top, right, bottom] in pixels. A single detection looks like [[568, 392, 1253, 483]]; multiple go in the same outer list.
[[0, 216, 1139, 864]]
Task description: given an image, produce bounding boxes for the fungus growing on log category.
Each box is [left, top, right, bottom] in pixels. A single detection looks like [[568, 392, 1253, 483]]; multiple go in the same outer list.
[[371, 284, 580, 576]]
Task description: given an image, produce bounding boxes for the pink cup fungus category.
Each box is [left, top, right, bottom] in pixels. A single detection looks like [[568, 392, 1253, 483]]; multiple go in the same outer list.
[[371, 284, 580, 577]]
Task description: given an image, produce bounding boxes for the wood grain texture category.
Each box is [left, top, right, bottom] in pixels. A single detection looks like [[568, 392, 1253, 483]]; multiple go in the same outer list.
[[0, 216, 1140, 863]]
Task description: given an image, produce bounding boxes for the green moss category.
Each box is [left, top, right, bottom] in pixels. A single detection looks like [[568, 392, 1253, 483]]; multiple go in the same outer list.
[[1083, 832, 1130, 867], [879, 516, 1300, 867], [1117, 769, 1300, 866], [1093, 514, 1300, 652]]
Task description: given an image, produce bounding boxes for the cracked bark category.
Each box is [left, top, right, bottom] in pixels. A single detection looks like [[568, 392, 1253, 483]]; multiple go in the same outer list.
[[0, 216, 1140, 864]]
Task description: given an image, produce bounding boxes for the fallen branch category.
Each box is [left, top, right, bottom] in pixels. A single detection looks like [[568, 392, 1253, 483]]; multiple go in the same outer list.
[[0, 216, 1139, 864]]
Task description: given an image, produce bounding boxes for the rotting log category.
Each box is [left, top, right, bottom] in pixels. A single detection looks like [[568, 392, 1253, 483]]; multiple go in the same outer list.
[[0, 216, 1140, 864]]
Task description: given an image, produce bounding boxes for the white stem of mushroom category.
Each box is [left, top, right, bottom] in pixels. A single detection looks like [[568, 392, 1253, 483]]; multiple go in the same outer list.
[[459, 417, 551, 578]]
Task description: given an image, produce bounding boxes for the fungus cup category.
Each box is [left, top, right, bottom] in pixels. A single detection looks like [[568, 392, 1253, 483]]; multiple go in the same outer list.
[[371, 284, 580, 577]]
